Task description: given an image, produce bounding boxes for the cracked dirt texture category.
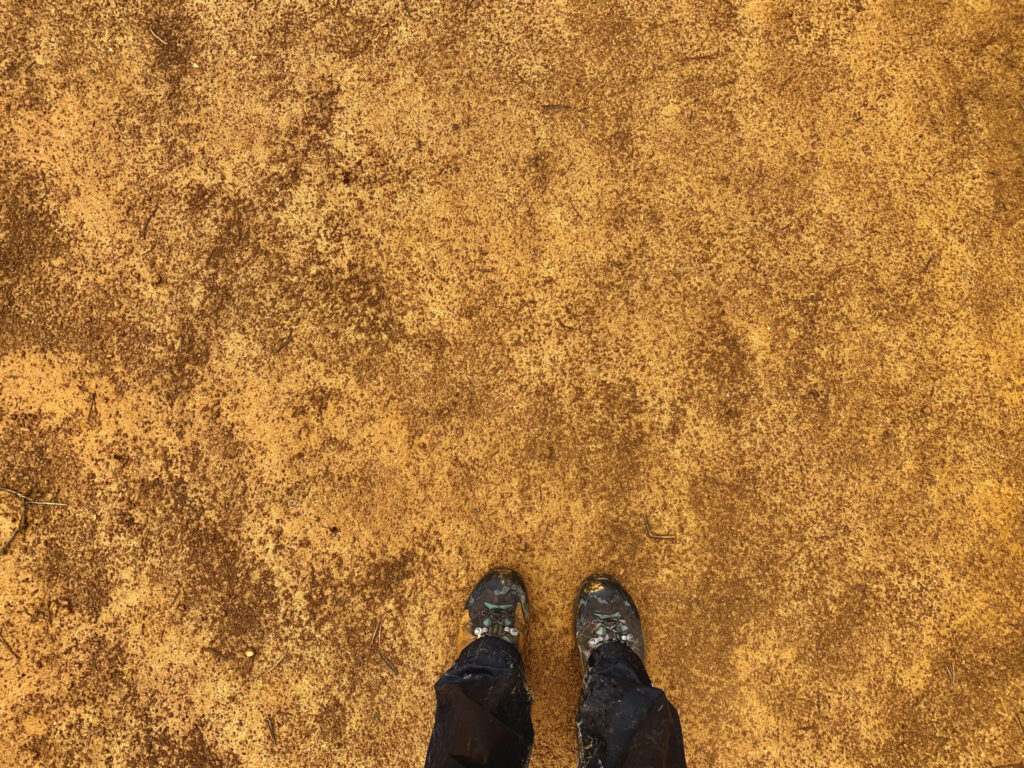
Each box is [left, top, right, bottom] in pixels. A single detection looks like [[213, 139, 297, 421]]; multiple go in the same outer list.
[[2, 0, 1024, 766]]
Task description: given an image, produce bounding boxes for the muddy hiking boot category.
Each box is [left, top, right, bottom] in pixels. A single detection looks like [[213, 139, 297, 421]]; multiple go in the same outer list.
[[456, 567, 529, 655], [574, 573, 645, 666]]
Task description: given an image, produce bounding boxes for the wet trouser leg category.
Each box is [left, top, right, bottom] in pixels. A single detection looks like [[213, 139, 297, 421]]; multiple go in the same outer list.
[[576, 642, 687, 768], [424, 637, 533, 768]]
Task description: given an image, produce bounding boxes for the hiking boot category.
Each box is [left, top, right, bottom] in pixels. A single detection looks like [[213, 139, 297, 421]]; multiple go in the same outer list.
[[456, 567, 529, 655], [574, 574, 645, 666]]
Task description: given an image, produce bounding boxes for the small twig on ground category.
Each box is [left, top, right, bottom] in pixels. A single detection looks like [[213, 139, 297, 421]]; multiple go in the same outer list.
[[271, 329, 293, 355], [266, 715, 277, 745], [262, 652, 287, 677], [1, 504, 27, 555], [170, 588, 182, 610], [150, 28, 167, 44], [541, 104, 574, 112], [372, 611, 399, 673], [0, 487, 67, 507], [0, 629, 19, 661], [644, 515, 676, 540], [975, 32, 998, 53], [371, 611, 391, 646], [201, 646, 230, 660], [681, 52, 719, 62], [378, 649, 399, 675], [141, 201, 160, 239]]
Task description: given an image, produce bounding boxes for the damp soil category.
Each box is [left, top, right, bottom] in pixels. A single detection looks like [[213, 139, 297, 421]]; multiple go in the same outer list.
[[1, 1, 1023, 766]]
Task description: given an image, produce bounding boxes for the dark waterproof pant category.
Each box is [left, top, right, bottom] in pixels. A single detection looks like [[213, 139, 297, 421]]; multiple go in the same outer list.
[[424, 637, 687, 768]]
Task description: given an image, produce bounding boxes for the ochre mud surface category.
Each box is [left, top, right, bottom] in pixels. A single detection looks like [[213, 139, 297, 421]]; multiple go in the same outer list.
[[2, 1, 1024, 766]]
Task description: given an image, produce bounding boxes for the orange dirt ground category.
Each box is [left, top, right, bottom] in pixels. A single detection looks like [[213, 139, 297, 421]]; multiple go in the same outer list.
[[2, 1, 1023, 766]]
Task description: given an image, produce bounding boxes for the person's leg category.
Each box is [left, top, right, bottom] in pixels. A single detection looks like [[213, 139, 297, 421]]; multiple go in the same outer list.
[[574, 575, 687, 768], [424, 568, 533, 768], [425, 636, 533, 768], [576, 641, 686, 768]]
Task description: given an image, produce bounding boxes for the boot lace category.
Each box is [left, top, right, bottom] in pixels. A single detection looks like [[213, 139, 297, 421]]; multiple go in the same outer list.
[[587, 611, 634, 648], [472, 602, 521, 640]]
